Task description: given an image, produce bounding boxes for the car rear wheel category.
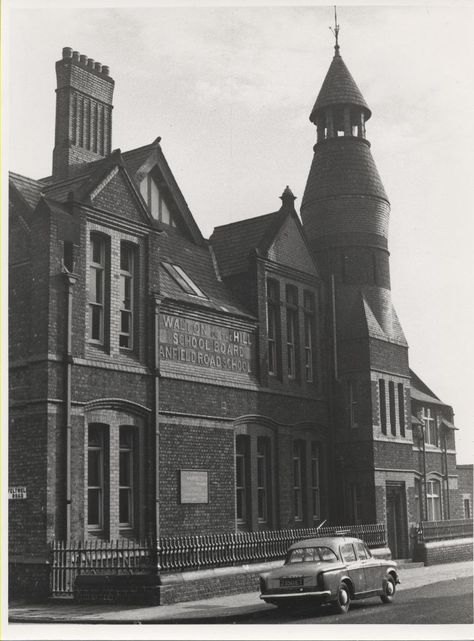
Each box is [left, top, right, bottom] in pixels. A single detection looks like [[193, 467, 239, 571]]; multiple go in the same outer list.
[[380, 576, 396, 604], [334, 582, 351, 614]]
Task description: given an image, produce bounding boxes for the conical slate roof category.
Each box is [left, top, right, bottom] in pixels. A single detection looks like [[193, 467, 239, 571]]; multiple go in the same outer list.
[[310, 53, 371, 122]]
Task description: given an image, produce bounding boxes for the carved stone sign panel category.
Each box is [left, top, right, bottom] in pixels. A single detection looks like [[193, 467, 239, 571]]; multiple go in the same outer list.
[[180, 470, 209, 504], [160, 313, 254, 374]]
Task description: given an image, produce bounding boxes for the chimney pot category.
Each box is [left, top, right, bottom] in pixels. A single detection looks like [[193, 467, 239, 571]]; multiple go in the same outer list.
[[79, 54, 87, 65], [101, 65, 110, 76], [94, 61, 102, 72], [72, 51, 79, 61], [87, 58, 95, 68], [62, 47, 73, 59]]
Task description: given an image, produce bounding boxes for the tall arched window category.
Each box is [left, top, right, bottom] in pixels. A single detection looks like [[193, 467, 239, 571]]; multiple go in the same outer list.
[[426, 479, 442, 521]]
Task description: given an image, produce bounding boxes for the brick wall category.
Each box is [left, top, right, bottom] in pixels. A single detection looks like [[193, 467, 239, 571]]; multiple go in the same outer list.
[[414, 538, 473, 566], [159, 422, 235, 535]]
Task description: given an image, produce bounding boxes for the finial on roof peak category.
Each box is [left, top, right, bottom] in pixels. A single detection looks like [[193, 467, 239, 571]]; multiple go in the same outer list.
[[280, 185, 296, 208], [329, 6, 341, 56]]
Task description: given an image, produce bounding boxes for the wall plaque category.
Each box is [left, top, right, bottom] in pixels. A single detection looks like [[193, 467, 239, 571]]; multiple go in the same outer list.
[[180, 470, 209, 504], [160, 313, 254, 375], [9, 486, 27, 500]]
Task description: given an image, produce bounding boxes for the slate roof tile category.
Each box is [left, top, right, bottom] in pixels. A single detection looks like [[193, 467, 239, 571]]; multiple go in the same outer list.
[[302, 138, 387, 206], [9, 172, 44, 209], [210, 210, 284, 277], [159, 228, 254, 318], [310, 53, 370, 121]]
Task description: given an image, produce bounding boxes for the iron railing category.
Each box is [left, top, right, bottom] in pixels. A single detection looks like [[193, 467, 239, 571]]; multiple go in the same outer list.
[[50, 523, 386, 596], [50, 538, 154, 597], [417, 518, 473, 542], [157, 523, 386, 572]]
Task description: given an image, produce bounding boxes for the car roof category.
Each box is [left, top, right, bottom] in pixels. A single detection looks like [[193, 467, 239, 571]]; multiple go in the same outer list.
[[288, 536, 362, 550]]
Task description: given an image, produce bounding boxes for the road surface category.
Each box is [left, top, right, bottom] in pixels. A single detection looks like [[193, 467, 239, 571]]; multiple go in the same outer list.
[[159, 575, 473, 625]]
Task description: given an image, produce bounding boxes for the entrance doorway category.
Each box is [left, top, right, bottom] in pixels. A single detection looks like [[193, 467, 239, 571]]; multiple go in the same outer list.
[[386, 482, 407, 559]]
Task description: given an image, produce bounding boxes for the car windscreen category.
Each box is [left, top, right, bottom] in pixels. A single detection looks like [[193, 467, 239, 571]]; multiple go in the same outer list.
[[286, 546, 338, 564]]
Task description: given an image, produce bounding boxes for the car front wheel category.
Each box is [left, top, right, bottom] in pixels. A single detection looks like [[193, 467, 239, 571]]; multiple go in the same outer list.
[[334, 582, 351, 614], [380, 576, 396, 604]]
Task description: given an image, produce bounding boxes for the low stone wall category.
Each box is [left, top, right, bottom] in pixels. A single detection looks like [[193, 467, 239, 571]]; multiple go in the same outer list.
[[158, 546, 392, 605], [74, 574, 161, 605], [9, 557, 50, 602], [413, 537, 473, 566], [12, 545, 392, 606]]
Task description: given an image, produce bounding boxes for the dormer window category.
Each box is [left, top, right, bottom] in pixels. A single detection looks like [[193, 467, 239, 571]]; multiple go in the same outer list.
[[162, 262, 206, 298], [139, 174, 176, 226]]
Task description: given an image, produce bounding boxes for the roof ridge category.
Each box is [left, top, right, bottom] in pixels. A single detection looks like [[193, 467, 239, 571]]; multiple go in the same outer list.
[[9, 171, 42, 184], [122, 139, 161, 157], [213, 210, 279, 232]]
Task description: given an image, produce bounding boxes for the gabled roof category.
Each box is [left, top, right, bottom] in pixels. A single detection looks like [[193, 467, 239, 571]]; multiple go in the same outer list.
[[10, 138, 205, 246], [9, 172, 44, 209], [310, 52, 371, 123], [210, 188, 312, 278], [210, 210, 285, 277], [409, 369, 450, 408], [122, 138, 204, 246], [409, 369, 440, 401], [158, 227, 254, 319]]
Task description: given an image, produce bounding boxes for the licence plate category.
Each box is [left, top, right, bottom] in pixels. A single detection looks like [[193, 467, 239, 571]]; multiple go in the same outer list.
[[280, 577, 304, 587]]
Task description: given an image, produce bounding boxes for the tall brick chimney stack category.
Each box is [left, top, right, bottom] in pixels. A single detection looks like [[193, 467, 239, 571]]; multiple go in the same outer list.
[[52, 47, 115, 180]]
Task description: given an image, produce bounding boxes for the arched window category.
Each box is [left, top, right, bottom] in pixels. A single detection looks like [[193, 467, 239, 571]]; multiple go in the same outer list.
[[414, 477, 422, 522], [426, 479, 442, 521], [86, 408, 144, 538]]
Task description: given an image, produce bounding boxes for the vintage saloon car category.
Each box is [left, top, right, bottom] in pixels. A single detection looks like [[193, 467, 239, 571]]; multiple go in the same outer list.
[[259, 536, 399, 614]]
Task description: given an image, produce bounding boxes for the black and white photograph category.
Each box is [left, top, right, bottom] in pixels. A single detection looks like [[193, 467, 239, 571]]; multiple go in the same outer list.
[[3, 1, 474, 639]]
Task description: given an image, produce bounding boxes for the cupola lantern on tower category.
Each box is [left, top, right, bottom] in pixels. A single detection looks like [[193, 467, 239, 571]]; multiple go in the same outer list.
[[309, 17, 371, 143]]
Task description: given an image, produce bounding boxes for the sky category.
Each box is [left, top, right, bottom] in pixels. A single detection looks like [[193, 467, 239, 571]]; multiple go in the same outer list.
[[4, 0, 474, 470]]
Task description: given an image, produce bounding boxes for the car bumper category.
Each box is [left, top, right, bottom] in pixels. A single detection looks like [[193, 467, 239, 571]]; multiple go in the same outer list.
[[260, 590, 331, 601]]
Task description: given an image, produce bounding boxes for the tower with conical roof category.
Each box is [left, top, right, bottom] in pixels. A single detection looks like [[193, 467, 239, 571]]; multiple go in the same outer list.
[[301, 26, 411, 551]]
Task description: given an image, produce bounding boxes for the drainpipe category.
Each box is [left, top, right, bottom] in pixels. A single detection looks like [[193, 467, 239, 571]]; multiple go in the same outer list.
[[63, 271, 78, 541], [331, 274, 339, 382], [442, 427, 450, 520], [152, 295, 162, 543], [421, 422, 428, 522]]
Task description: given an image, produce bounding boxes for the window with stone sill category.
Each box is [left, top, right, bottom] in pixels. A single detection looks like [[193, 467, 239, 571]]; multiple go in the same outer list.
[[119, 242, 136, 350], [89, 234, 108, 345], [426, 479, 442, 521], [422, 407, 438, 446], [87, 424, 108, 532], [266, 279, 280, 377], [293, 440, 305, 521], [286, 285, 298, 380], [303, 291, 315, 383], [236, 435, 250, 526], [349, 380, 360, 429], [139, 174, 176, 226], [311, 442, 321, 521], [389, 381, 396, 436], [119, 427, 135, 529]]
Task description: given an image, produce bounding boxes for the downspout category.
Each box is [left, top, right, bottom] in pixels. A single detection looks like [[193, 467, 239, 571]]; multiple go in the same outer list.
[[331, 274, 339, 382], [442, 428, 450, 520], [152, 295, 162, 544], [330, 274, 344, 521], [63, 271, 77, 540], [421, 423, 428, 522]]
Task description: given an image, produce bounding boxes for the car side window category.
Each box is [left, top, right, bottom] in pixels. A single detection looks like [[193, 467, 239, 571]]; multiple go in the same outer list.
[[340, 543, 356, 562], [354, 541, 369, 560], [319, 547, 338, 563]]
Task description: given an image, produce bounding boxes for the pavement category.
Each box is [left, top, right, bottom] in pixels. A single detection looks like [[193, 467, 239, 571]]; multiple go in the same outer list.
[[8, 560, 473, 624]]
